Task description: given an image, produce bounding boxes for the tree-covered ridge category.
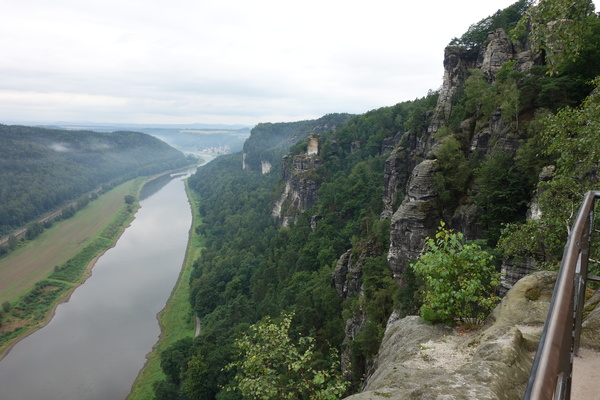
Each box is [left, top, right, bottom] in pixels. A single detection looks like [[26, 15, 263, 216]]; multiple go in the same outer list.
[[0, 125, 190, 235]]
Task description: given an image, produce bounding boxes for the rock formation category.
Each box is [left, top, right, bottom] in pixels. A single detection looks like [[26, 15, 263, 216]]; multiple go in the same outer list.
[[271, 147, 323, 226], [387, 159, 441, 286], [344, 271, 559, 400], [386, 27, 535, 293], [477, 28, 515, 81]]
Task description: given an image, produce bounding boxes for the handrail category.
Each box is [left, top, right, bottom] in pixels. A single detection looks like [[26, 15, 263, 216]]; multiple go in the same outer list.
[[524, 190, 600, 400], [523, 191, 600, 400]]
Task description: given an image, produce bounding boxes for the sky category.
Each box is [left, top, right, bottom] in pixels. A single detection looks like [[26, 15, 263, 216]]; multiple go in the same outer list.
[[0, 0, 552, 126]]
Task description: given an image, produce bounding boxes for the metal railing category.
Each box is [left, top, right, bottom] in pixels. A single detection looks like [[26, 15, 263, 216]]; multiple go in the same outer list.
[[524, 190, 600, 400]]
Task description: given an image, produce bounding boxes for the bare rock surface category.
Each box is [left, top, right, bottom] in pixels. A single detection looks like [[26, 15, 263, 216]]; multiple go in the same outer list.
[[344, 271, 558, 400]]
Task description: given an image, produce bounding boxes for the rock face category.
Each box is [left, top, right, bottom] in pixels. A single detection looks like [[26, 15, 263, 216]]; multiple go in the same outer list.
[[386, 27, 535, 294], [271, 153, 323, 226], [307, 134, 320, 156], [477, 28, 515, 81], [344, 271, 558, 400], [581, 290, 600, 350], [380, 143, 416, 219], [332, 248, 375, 376], [261, 160, 272, 174], [431, 46, 478, 134], [333, 250, 362, 300], [387, 159, 441, 286]]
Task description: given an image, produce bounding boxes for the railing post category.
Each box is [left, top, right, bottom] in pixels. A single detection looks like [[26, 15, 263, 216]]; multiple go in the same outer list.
[[573, 212, 592, 356]]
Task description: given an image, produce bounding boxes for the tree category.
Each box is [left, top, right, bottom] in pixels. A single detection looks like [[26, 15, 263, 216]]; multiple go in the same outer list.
[[8, 234, 17, 251], [159, 337, 194, 385], [500, 77, 521, 130], [25, 221, 44, 240], [499, 77, 600, 267], [464, 69, 497, 118], [152, 380, 179, 400], [183, 354, 211, 399], [474, 153, 530, 246], [124, 194, 135, 204], [227, 312, 349, 400], [513, 0, 596, 75], [434, 136, 471, 210], [412, 222, 499, 326]]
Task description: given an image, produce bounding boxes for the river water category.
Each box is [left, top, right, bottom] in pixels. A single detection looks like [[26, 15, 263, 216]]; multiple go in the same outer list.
[[0, 171, 194, 400]]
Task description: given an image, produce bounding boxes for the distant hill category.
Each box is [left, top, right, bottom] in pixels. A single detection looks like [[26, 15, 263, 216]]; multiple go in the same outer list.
[[36, 122, 252, 155], [0, 124, 190, 235]]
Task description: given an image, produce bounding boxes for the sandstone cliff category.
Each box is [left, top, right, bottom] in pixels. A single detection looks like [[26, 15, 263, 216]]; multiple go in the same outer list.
[[343, 271, 556, 400], [386, 27, 535, 292], [271, 135, 323, 226]]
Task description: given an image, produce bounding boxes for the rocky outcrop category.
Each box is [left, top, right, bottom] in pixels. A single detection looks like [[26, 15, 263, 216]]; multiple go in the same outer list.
[[271, 153, 323, 226], [333, 250, 362, 300], [380, 143, 416, 219], [477, 28, 515, 81], [333, 248, 373, 377], [387, 159, 441, 286], [581, 290, 600, 350], [430, 46, 478, 134], [451, 203, 483, 241], [242, 114, 352, 172], [307, 134, 320, 156], [344, 271, 558, 400], [261, 160, 272, 174]]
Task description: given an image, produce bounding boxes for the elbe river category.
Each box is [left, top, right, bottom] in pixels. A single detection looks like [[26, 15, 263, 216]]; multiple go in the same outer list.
[[0, 169, 194, 400]]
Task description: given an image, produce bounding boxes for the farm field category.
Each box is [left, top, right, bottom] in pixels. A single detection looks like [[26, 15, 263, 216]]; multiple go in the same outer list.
[[0, 180, 139, 305]]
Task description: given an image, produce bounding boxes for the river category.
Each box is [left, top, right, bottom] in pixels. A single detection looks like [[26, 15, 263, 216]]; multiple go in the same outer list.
[[0, 170, 194, 400]]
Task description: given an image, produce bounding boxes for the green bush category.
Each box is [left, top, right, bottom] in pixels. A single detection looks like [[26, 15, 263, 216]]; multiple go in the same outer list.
[[413, 222, 500, 326]]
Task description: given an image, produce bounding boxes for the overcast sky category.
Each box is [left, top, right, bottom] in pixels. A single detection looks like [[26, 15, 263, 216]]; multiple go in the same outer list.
[[0, 0, 561, 126]]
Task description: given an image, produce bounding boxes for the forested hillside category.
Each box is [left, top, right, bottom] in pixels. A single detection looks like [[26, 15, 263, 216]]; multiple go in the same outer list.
[[0, 125, 190, 235], [153, 0, 600, 399], [242, 113, 353, 173]]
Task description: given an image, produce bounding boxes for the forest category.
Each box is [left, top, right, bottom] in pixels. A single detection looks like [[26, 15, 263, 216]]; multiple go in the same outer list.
[[0, 125, 191, 236], [148, 0, 600, 398]]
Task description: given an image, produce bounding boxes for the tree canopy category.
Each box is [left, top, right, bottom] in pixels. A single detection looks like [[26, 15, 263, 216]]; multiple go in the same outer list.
[[0, 125, 189, 235]]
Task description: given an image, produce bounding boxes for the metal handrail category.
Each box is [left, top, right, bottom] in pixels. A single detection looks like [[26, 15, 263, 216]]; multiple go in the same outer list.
[[524, 190, 600, 400]]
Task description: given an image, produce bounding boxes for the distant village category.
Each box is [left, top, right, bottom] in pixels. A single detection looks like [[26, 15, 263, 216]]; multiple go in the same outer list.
[[200, 145, 230, 155]]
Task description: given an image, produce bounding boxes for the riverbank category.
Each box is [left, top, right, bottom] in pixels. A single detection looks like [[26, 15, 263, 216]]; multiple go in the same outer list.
[[126, 179, 204, 400], [0, 178, 144, 360]]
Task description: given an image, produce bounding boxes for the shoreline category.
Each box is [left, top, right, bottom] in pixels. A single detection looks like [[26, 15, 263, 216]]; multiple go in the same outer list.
[[0, 164, 200, 359], [0, 246, 113, 361], [126, 175, 202, 400], [0, 182, 143, 362]]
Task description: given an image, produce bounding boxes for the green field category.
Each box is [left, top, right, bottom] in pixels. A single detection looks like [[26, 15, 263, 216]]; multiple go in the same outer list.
[[0, 180, 141, 305], [127, 180, 202, 400]]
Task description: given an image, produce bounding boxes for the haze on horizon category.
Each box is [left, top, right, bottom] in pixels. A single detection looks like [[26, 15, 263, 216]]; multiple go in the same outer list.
[[0, 0, 572, 127]]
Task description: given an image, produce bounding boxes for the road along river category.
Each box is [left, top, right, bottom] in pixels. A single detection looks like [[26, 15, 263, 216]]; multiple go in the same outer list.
[[0, 170, 194, 400]]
